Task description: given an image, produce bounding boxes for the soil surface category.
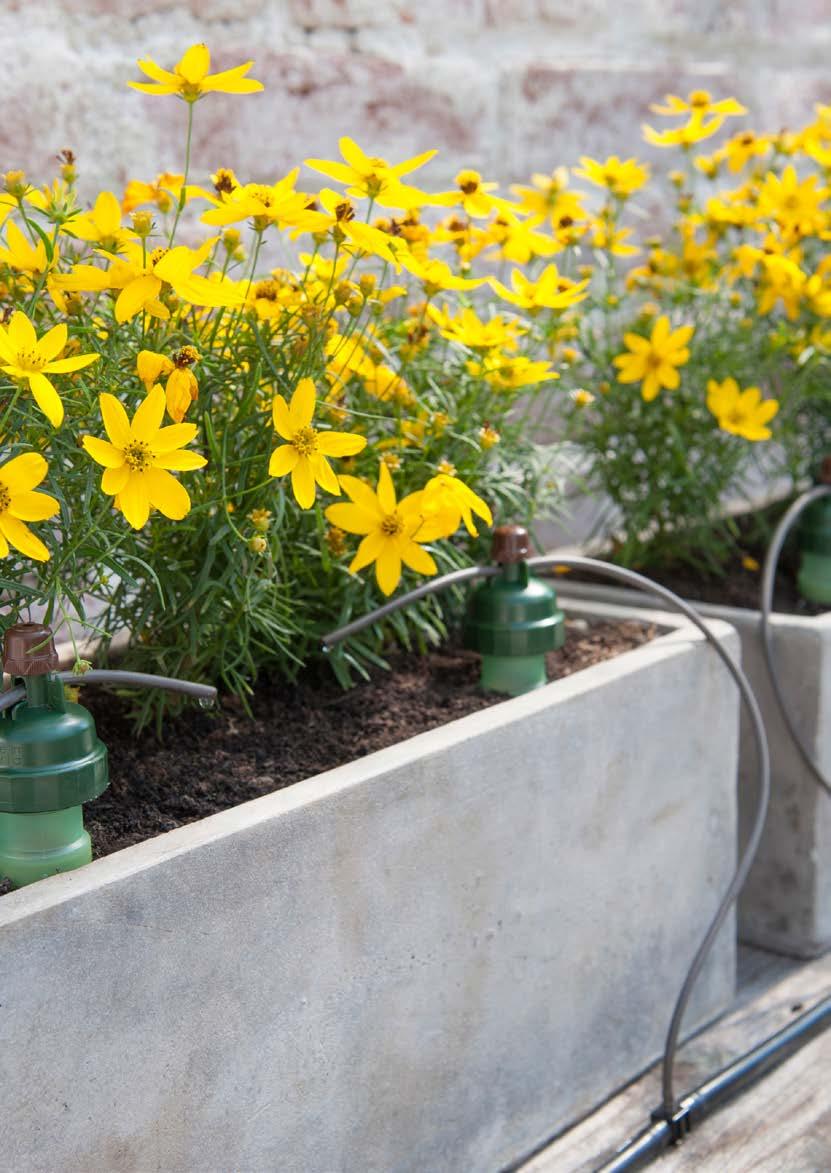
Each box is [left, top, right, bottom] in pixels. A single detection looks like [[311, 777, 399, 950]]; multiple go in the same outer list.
[[54, 619, 653, 864]]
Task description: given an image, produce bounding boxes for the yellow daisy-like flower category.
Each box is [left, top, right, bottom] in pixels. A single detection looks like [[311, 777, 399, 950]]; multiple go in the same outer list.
[[0, 452, 59, 562], [642, 116, 725, 149], [269, 378, 366, 509], [325, 463, 441, 596], [612, 315, 694, 402], [650, 91, 747, 119], [574, 155, 650, 198], [128, 43, 264, 103], [82, 384, 207, 530], [706, 378, 779, 441], [0, 311, 99, 427], [418, 473, 493, 538], [489, 264, 589, 312], [304, 137, 439, 209]]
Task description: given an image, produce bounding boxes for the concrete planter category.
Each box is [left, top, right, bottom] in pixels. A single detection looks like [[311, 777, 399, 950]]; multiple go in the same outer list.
[[562, 582, 831, 960], [0, 599, 739, 1173]]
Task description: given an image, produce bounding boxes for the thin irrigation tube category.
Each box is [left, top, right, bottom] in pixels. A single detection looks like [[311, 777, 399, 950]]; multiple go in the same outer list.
[[323, 553, 771, 1121], [0, 669, 217, 712], [760, 484, 831, 800], [321, 564, 500, 649], [596, 992, 831, 1172]]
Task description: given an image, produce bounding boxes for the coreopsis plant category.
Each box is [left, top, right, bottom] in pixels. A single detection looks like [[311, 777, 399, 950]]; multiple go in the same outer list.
[[542, 90, 830, 570], [0, 43, 562, 721]]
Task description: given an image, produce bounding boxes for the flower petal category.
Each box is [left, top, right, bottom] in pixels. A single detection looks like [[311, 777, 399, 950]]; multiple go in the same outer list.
[[102, 465, 130, 495], [317, 431, 366, 457], [269, 445, 299, 477], [152, 422, 198, 453], [118, 473, 151, 529], [400, 540, 437, 576], [131, 384, 166, 441], [27, 372, 63, 427], [312, 454, 340, 496], [143, 467, 192, 520], [376, 460, 396, 513], [115, 274, 163, 323], [8, 489, 59, 522], [37, 323, 67, 363], [0, 515, 50, 562], [325, 502, 376, 535], [289, 378, 316, 431], [43, 353, 99, 374], [0, 452, 47, 492], [100, 394, 132, 447], [272, 395, 293, 441], [338, 475, 383, 517], [177, 42, 210, 85], [375, 547, 402, 596], [291, 457, 316, 508], [348, 529, 385, 573], [83, 436, 124, 468], [153, 450, 207, 471], [7, 311, 36, 351]]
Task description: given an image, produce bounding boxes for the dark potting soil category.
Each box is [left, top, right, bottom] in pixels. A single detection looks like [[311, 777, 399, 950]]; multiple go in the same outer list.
[[67, 618, 655, 864]]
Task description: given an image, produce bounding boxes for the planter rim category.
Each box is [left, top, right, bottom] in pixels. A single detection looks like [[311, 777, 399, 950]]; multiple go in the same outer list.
[[557, 579, 831, 631], [0, 599, 733, 928]]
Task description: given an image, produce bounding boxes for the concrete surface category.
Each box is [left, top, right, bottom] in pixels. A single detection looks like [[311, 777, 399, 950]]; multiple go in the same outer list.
[[0, 601, 739, 1172], [2, 2, 829, 198], [564, 582, 831, 960]]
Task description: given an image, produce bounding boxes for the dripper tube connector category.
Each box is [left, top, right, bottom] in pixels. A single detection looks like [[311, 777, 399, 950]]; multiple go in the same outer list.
[[463, 526, 565, 695], [0, 623, 107, 888]]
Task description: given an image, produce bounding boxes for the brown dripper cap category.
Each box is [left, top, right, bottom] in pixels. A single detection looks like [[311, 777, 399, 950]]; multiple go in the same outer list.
[[3, 622, 59, 676], [491, 525, 531, 564]]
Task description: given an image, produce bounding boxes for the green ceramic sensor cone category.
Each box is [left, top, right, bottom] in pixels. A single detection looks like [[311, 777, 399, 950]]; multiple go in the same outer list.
[[463, 525, 565, 695], [797, 494, 831, 605], [0, 623, 108, 888]]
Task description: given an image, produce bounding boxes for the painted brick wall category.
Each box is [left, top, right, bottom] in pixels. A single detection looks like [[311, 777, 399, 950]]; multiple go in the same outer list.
[[2, 0, 829, 200]]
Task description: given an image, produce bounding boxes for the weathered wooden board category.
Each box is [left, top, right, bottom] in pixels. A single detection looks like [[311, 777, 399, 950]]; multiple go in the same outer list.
[[521, 946, 831, 1173]]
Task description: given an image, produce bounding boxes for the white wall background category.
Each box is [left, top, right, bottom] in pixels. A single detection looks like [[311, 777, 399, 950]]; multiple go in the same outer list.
[[2, 0, 829, 202]]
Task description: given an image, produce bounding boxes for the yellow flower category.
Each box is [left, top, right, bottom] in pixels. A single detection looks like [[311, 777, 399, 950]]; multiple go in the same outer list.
[[570, 388, 595, 407], [269, 378, 366, 509], [720, 130, 770, 173], [650, 91, 747, 119], [467, 354, 559, 392], [574, 155, 650, 197], [56, 238, 244, 322], [0, 452, 59, 562], [429, 303, 524, 350], [484, 209, 561, 264], [304, 137, 439, 209], [137, 347, 200, 422], [489, 264, 589, 312], [82, 384, 207, 530], [0, 311, 99, 427], [200, 170, 311, 231], [399, 254, 485, 295], [128, 43, 264, 102], [0, 220, 54, 278], [706, 378, 778, 440], [509, 169, 587, 233], [122, 172, 185, 214], [419, 473, 493, 538], [441, 170, 519, 218], [478, 424, 500, 449], [325, 462, 440, 596], [613, 315, 693, 401], [642, 117, 725, 148], [590, 222, 640, 256], [742, 554, 760, 572], [69, 190, 135, 252], [756, 165, 828, 236]]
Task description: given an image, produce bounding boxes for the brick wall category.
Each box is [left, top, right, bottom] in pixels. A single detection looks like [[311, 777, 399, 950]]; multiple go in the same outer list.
[[2, 0, 829, 200]]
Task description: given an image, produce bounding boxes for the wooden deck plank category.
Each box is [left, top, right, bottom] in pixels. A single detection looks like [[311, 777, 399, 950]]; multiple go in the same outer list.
[[520, 946, 831, 1173]]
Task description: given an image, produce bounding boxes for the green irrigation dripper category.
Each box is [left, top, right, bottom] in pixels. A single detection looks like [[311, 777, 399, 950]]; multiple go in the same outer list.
[[797, 461, 831, 605], [0, 623, 108, 888], [463, 524, 565, 695]]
